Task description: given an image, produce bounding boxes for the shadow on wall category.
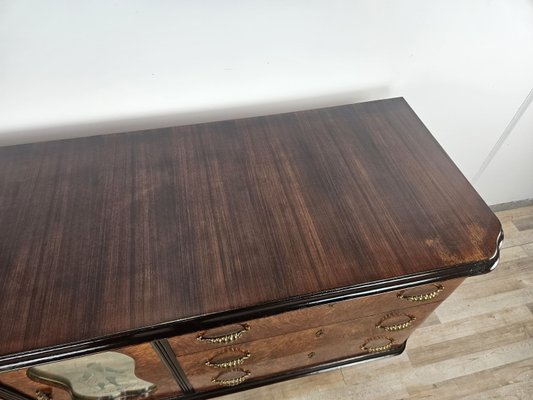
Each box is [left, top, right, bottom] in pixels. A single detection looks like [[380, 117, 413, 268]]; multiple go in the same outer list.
[[0, 85, 390, 147]]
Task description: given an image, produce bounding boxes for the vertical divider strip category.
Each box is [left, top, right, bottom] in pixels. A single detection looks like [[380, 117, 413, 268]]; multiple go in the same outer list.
[[151, 340, 195, 394]]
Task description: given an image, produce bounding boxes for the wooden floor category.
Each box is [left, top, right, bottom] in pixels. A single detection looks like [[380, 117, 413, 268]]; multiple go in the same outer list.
[[221, 205, 533, 400]]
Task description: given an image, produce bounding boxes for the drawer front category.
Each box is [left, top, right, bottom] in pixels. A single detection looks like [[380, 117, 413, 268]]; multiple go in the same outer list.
[[169, 278, 464, 356], [0, 343, 182, 400], [177, 301, 440, 391]]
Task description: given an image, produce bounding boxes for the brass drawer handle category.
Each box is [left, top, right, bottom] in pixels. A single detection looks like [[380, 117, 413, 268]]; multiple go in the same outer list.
[[398, 284, 443, 302], [205, 351, 251, 369], [212, 370, 251, 387], [197, 324, 250, 344], [361, 337, 394, 353], [376, 314, 416, 331], [35, 390, 53, 400]]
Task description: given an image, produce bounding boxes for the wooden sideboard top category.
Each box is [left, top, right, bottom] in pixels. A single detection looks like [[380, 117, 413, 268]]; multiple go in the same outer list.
[[0, 98, 501, 367]]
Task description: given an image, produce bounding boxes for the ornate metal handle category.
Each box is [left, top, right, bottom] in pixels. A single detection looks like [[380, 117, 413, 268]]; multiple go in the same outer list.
[[376, 314, 416, 331], [197, 324, 250, 344], [212, 370, 251, 387], [35, 390, 53, 400], [398, 284, 443, 302], [361, 337, 394, 353], [205, 351, 251, 369]]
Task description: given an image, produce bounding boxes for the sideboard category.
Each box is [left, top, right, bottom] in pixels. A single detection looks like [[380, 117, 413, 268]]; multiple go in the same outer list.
[[0, 98, 502, 399]]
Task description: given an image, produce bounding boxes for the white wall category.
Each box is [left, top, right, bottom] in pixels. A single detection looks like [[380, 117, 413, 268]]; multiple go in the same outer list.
[[475, 91, 533, 205], [1, 1, 532, 205]]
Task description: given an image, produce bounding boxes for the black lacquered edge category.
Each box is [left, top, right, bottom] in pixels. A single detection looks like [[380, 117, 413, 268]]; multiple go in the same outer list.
[[0, 383, 34, 400], [0, 230, 502, 372], [151, 340, 194, 394], [172, 343, 406, 400]]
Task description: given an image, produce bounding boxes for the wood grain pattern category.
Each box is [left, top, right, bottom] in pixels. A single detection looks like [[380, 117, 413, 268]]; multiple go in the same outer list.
[[0, 98, 501, 362], [169, 278, 464, 356], [118, 344, 182, 398], [178, 301, 441, 391], [218, 205, 532, 400]]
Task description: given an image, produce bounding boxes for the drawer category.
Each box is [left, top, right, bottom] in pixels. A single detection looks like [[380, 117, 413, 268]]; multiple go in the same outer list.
[[177, 301, 440, 391], [169, 277, 463, 356], [0, 343, 182, 400]]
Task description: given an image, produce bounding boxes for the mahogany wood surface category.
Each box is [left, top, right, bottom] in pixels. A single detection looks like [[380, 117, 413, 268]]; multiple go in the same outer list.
[[169, 278, 464, 356], [118, 344, 182, 398], [0, 98, 501, 361]]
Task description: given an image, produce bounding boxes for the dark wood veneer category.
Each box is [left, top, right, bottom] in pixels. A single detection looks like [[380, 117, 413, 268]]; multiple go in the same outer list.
[[0, 98, 502, 371]]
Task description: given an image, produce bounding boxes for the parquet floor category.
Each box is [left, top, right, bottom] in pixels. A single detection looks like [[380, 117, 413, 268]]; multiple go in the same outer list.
[[222, 205, 533, 400]]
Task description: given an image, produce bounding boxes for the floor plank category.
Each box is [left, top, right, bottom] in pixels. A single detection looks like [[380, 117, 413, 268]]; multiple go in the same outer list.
[[512, 215, 533, 232], [407, 358, 533, 400]]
